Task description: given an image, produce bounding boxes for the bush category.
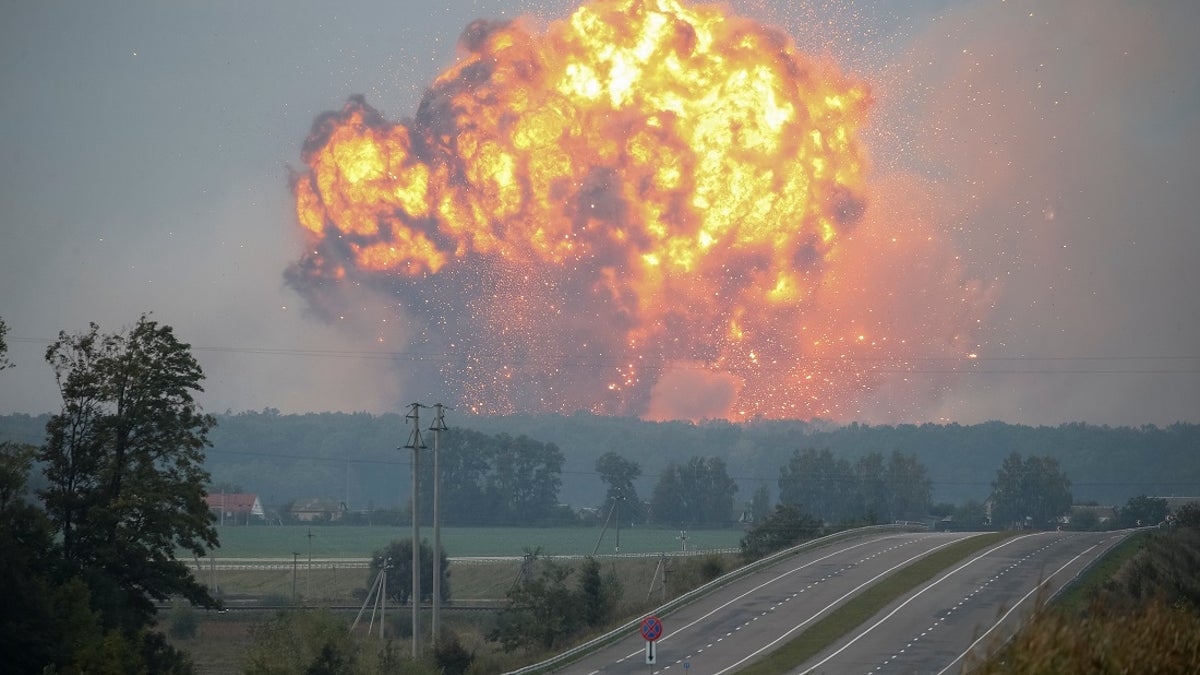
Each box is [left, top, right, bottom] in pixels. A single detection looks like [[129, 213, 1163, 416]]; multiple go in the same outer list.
[[740, 505, 822, 561], [165, 599, 198, 640], [434, 633, 474, 675]]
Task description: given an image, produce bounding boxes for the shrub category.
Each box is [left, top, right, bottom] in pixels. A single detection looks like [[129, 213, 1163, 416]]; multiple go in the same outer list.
[[165, 599, 198, 640]]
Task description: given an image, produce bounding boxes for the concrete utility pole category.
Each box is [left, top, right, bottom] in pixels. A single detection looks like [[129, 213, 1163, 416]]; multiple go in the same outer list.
[[429, 404, 449, 644], [403, 403, 427, 658], [306, 528, 314, 602]]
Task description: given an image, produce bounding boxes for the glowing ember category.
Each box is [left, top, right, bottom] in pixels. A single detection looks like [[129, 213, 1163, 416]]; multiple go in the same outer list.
[[288, 0, 976, 421]]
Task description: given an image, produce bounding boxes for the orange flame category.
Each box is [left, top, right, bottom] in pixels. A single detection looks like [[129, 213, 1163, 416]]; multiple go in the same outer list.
[[290, 0, 959, 421]]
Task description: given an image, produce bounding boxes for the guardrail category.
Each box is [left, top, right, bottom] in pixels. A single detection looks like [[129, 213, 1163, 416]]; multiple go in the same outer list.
[[502, 522, 926, 675]]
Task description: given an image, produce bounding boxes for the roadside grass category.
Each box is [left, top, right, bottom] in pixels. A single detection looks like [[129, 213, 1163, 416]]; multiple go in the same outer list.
[[199, 524, 743, 559], [968, 527, 1200, 674], [737, 531, 1013, 675], [198, 555, 674, 606], [1050, 528, 1149, 614], [179, 553, 732, 673]]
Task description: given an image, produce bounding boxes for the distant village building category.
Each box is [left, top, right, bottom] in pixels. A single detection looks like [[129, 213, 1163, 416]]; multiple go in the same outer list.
[[1069, 504, 1117, 526], [289, 497, 346, 522], [205, 492, 264, 525], [1159, 497, 1200, 514]]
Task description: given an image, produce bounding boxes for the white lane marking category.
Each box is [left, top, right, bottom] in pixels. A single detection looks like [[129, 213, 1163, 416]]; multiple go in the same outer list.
[[934, 543, 1101, 675], [712, 534, 976, 675], [795, 532, 1042, 675]]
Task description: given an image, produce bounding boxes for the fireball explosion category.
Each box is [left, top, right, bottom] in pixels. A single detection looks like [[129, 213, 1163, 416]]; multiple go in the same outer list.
[[288, 0, 979, 421]]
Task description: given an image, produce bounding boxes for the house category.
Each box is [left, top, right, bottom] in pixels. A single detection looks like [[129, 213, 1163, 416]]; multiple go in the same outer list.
[[289, 497, 346, 522], [205, 492, 264, 525], [1069, 504, 1116, 527], [1159, 497, 1200, 514]]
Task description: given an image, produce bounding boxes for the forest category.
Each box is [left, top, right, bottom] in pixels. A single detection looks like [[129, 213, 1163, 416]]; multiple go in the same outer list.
[[2, 410, 1196, 517]]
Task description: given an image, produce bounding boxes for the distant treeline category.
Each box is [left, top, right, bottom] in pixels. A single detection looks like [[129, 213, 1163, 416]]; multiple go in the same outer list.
[[2, 411, 1197, 513]]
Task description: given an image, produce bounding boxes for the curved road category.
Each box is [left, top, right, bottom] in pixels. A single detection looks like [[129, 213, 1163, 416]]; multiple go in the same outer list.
[[793, 529, 1133, 675], [564, 531, 980, 674]]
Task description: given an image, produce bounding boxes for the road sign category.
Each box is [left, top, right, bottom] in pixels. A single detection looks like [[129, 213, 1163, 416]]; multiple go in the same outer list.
[[645, 639, 656, 665], [641, 615, 663, 642]]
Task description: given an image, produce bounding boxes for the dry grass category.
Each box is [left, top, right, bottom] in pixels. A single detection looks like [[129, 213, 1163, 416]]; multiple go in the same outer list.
[[968, 598, 1200, 674]]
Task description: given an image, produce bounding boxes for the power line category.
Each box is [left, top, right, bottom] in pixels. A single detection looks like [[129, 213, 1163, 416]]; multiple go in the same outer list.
[[12, 336, 1200, 375]]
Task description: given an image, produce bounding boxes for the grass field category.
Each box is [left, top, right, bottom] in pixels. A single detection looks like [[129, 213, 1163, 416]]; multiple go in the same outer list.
[[198, 524, 744, 559]]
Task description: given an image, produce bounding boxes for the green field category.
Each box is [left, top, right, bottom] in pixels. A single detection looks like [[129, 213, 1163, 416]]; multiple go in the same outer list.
[[198, 524, 744, 559]]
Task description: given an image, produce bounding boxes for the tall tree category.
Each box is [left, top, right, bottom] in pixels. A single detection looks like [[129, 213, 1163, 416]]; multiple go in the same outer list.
[[778, 448, 854, 523], [649, 463, 687, 526], [369, 538, 449, 605], [649, 457, 737, 527], [418, 427, 491, 525], [750, 483, 772, 523], [886, 450, 933, 521], [483, 434, 564, 525], [0, 316, 13, 370], [989, 452, 1072, 529], [595, 451, 644, 524], [853, 452, 888, 522], [39, 316, 218, 629], [1118, 495, 1170, 528], [682, 456, 737, 525]]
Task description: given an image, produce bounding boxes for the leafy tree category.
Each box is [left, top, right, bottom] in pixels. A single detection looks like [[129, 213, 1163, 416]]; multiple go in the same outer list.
[[1118, 495, 1170, 528], [369, 538, 449, 605], [684, 456, 738, 525], [576, 556, 620, 629], [1175, 502, 1200, 529], [490, 553, 581, 652], [778, 448, 853, 523], [483, 434, 564, 525], [853, 452, 888, 522], [0, 316, 13, 370], [740, 505, 822, 561], [38, 316, 219, 629], [886, 450, 933, 521], [489, 550, 622, 653], [649, 462, 687, 525], [750, 483, 772, 523], [649, 457, 737, 526], [595, 451, 644, 524], [1, 442, 70, 673], [953, 499, 990, 530], [989, 452, 1073, 529], [417, 427, 490, 525]]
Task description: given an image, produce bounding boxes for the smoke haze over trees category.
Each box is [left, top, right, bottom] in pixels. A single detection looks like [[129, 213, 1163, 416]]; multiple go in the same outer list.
[[6, 411, 1195, 521]]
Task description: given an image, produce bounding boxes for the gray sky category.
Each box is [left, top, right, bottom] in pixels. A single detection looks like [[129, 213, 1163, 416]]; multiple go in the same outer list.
[[1, 0, 1197, 426]]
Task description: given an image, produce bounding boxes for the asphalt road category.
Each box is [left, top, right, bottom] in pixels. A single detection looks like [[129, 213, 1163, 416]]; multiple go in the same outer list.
[[563, 530, 982, 674], [793, 529, 1134, 675]]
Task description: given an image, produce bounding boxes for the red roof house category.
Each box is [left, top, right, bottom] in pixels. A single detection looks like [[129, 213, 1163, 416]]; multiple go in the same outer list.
[[205, 492, 264, 525]]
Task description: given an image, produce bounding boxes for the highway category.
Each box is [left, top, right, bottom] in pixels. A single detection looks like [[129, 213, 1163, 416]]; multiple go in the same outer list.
[[793, 529, 1132, 675], [562, 530, 981, 674], [547, 528, 1131, 675]]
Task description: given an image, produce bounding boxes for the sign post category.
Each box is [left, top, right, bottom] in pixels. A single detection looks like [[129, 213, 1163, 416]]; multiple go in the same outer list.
[[641, 615, 663, 666]]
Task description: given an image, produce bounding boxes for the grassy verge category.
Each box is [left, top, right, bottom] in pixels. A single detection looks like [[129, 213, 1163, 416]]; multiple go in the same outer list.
[[1049, 529, 1148, 614], [198, 525, 744, 558], [737, 531, 1012, 675]]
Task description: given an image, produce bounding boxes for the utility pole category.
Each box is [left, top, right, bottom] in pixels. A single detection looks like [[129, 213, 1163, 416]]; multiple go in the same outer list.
[[429, 403, 448, 644], [403, 402, 427, 658], [291, 552, 299, 605], [306, 528, 314, 602]]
